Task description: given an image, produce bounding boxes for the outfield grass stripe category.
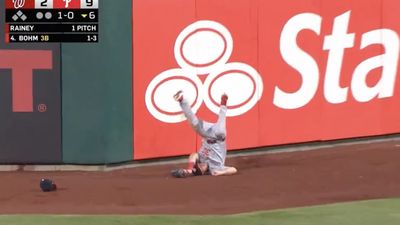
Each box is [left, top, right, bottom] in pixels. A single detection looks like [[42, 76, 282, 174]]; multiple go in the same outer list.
[[0, 198, 399, 225]]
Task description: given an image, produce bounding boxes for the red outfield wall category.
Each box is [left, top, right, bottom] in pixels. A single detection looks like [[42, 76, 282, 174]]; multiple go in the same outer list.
[[133, 0, 400, 160]]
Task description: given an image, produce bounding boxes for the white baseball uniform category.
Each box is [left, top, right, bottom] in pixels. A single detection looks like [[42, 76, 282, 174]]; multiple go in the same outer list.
[[179, 99, 227, 172]]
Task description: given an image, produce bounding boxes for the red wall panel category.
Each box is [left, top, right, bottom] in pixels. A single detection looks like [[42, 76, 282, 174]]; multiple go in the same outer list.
[[133, 0, 400, 159]]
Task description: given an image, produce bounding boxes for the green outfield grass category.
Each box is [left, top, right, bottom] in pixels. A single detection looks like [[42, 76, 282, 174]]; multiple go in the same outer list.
[[1, 198, 399, 225]]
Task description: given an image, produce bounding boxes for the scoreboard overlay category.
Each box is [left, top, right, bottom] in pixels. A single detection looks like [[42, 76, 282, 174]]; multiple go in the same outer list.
[[5, 0, 98, 43]]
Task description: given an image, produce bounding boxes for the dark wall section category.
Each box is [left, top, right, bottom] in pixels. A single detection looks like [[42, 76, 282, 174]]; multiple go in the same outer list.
[[61, 0, 133, 164], [0, 0, 62, 163]]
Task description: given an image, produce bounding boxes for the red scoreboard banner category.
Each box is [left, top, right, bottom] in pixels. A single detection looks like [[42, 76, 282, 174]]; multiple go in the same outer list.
[[5, 0, 34, 8], [53, 0, 80, 9], [133, 0, 400, 159]]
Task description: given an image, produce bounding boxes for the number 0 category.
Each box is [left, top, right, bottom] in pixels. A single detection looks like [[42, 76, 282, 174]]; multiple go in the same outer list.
[[67, 11, 74, 19]]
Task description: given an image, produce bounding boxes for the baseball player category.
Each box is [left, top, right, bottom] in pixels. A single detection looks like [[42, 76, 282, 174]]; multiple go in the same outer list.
[[171, 90, 238, 178]]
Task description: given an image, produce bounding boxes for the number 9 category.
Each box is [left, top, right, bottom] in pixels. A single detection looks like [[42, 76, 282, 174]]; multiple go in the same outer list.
[[86, 0, 93, 7]]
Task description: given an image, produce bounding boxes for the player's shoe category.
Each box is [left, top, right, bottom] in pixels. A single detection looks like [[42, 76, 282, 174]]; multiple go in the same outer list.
[[221, 93, 228, 106], [173, 90, 183, 102], [171, 169, 194, 178]]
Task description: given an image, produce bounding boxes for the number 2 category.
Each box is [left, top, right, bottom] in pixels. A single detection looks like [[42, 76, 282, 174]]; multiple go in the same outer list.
[[40, 0, 48, 7]]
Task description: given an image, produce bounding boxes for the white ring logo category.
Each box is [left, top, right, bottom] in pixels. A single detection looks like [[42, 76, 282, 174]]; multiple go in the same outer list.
[[145, 20, 264, 123], [13, 0, 25, 9]]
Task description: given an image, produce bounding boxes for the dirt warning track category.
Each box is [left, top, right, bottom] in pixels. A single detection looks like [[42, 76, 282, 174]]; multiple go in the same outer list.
[[1, 140, 400, 215]]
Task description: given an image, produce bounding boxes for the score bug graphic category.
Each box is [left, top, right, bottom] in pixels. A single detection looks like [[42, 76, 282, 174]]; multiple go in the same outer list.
[[145, 20, 264, 123]]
